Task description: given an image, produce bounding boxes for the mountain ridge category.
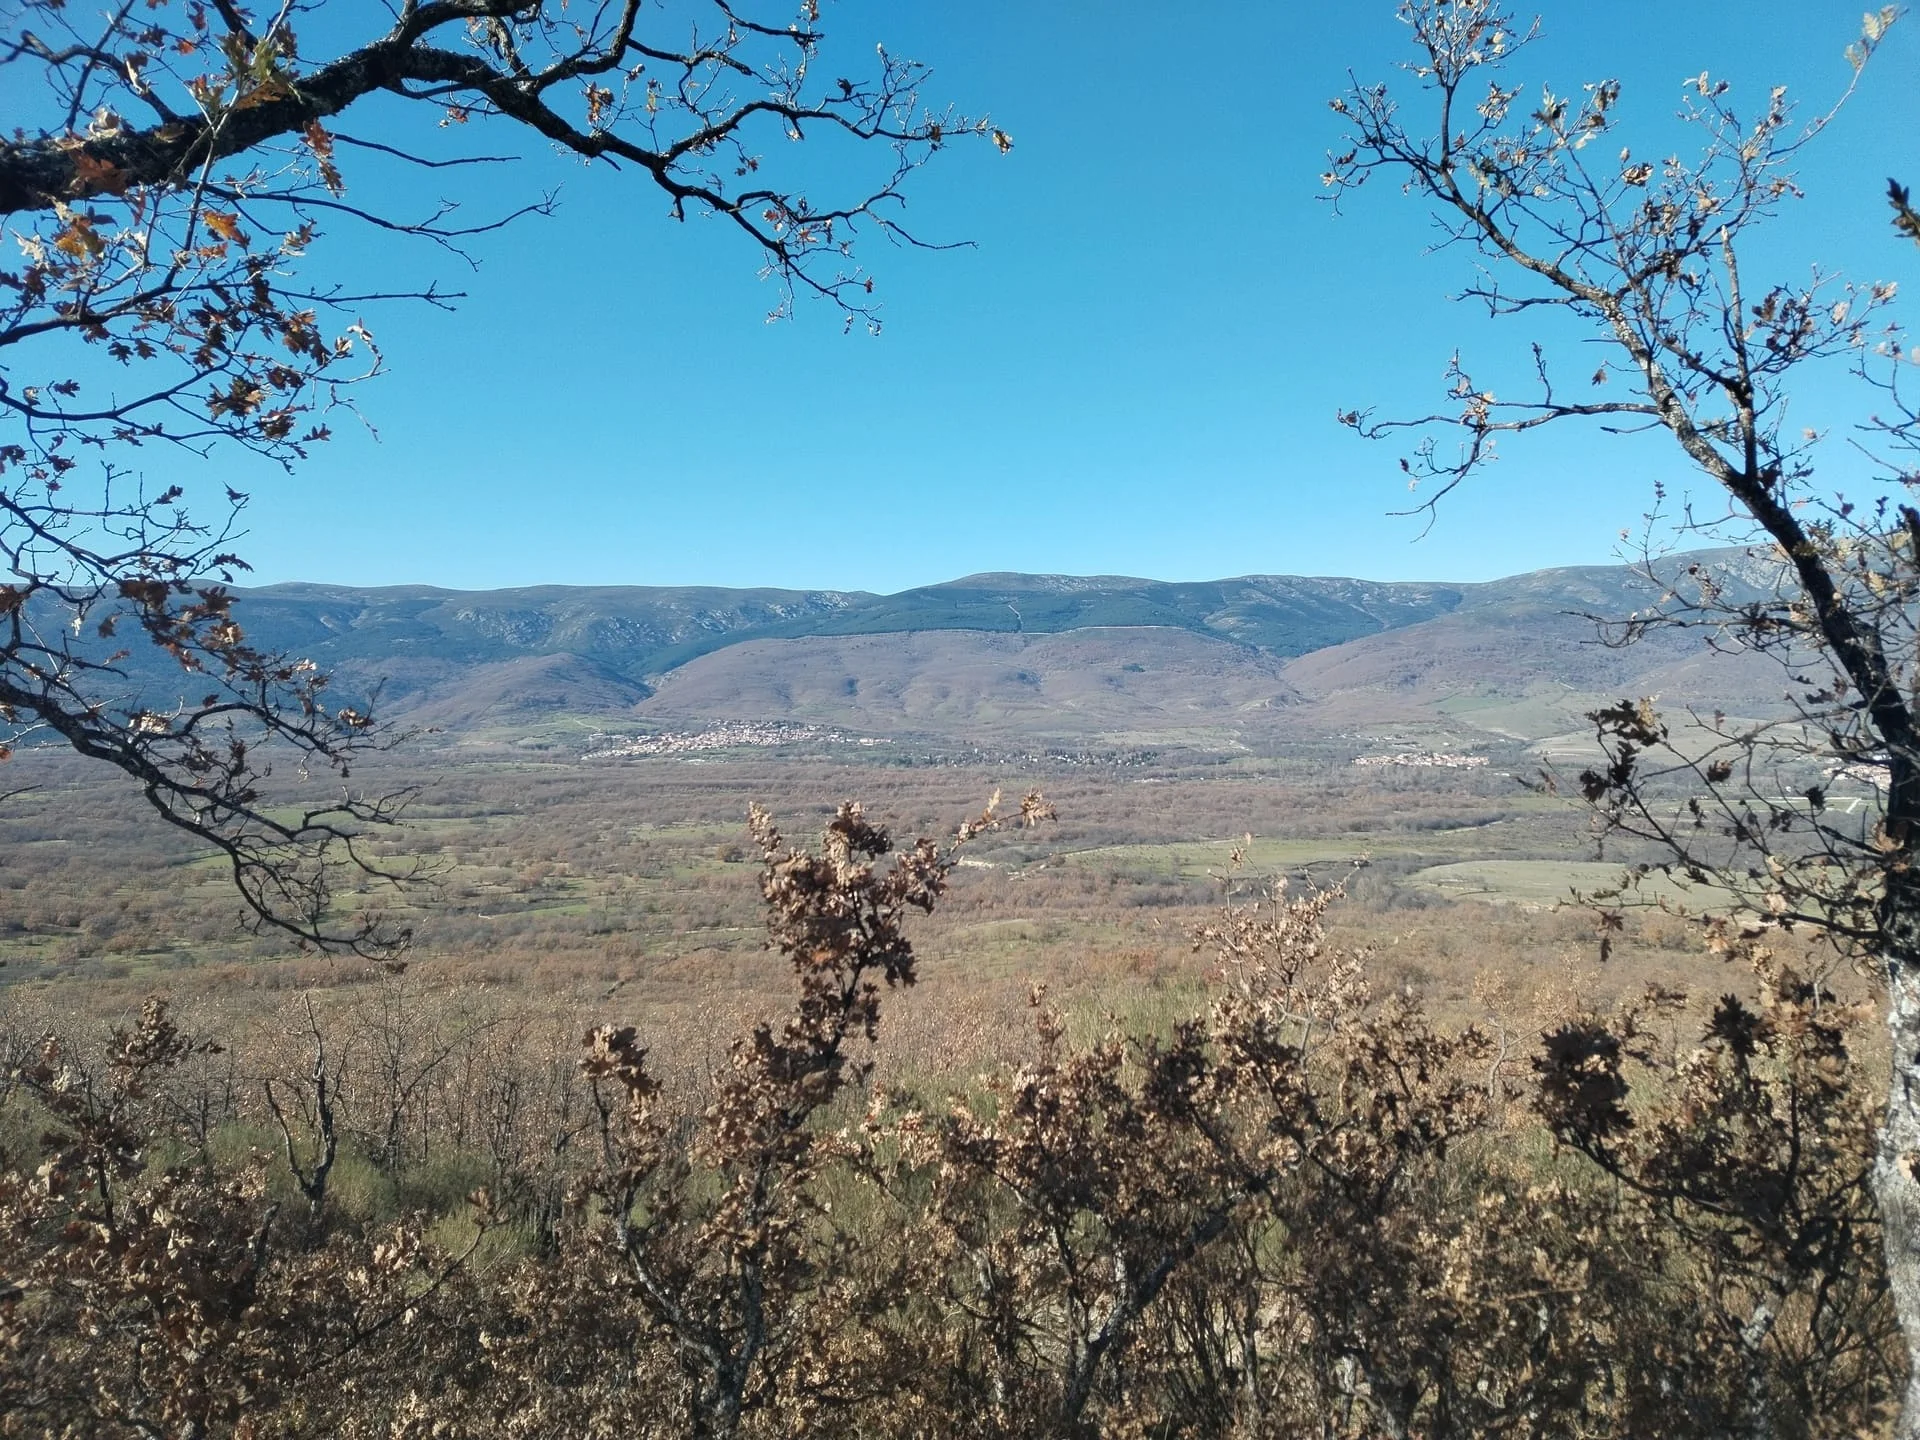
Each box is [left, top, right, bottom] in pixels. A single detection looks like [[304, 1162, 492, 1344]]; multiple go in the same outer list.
[[89, 546, 1788, 750]]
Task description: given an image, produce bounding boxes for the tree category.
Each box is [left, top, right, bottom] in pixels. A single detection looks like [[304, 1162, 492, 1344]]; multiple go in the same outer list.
[[458, 791, 1054, 1438], [5, 809, 1903, 1436], [0, 0, 1002, 956], [1328, 0, 1920, 1428]]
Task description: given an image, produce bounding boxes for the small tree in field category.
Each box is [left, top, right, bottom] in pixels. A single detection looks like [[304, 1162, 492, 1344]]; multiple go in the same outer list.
[[0, 1, 1002, 955], [1329, 0, 1920, 1428]]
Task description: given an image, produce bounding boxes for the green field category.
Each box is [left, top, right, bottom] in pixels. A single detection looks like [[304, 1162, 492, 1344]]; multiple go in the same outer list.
[[1405, 858, 1742, 910]]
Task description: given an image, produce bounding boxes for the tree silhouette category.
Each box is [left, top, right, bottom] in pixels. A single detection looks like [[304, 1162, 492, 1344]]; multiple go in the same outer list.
[[0, 0, 1002, 955], [1330, 3, 1920, 1428]]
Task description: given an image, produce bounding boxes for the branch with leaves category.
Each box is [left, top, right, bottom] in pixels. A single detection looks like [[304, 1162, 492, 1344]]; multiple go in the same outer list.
[[0, 0, 1003, 955], [572, 792, 1052, 1438], [1331, 3, 1920, 1428]]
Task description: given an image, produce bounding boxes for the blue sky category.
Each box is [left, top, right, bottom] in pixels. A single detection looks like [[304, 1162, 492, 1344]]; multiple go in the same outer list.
[[158, 2, 1920, 593]]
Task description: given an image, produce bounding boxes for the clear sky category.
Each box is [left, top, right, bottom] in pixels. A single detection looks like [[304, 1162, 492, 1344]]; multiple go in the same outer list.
[[155, 2, 1920, 594]]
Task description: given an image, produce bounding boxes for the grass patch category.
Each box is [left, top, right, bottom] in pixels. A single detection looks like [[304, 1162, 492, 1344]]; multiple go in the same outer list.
[[1405, 859, 1742, 909]]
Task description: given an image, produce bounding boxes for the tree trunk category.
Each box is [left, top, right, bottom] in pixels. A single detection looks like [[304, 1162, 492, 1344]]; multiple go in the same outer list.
[[1875, 861, 1920, 1439], [1736, 1284, 1786, 1440]]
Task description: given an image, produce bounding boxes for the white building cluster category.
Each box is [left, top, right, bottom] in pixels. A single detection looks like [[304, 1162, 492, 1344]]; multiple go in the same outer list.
[[1351, 751, 1489, 770], [586, 722, 888, 758]]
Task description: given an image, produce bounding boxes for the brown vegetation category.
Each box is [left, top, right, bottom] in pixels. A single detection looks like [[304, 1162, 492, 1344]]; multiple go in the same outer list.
[[1, 790, 1901, 1437], [1331, 0, 1920, 1424], [0, 0, 1001, 953]]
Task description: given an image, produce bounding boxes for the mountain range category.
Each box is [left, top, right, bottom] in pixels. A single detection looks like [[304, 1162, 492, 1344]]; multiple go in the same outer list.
[[155, 548, 1793, 756]]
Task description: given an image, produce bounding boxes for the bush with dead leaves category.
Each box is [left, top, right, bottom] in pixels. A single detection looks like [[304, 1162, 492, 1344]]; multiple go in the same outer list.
[[0, 797, 1902, 1438]]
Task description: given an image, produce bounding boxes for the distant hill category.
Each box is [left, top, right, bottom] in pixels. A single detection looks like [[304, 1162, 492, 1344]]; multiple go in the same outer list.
[[638, 628, 1302, 740], [87, 548, 1793, 752], [222, 581, 868, 685], [221, 571, 1474, 684], [386, 653, 654, 733]]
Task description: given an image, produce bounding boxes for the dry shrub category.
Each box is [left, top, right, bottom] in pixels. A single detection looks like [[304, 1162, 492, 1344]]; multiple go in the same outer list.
[[0, 799, 1901, 1438]]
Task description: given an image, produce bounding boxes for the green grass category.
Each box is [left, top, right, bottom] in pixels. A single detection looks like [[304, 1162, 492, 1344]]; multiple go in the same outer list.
[[1063, 836, 1399, 880], [1433, 687, 1606, 740], [1405, 859, 1741, 909]]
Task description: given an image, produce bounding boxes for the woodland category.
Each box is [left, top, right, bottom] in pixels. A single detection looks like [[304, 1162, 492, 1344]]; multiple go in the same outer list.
[[4, 1, 1920, 1438]]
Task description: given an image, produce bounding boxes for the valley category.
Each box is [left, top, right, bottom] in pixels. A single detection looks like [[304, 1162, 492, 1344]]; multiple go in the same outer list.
[[0, 541, 1831, 1040]]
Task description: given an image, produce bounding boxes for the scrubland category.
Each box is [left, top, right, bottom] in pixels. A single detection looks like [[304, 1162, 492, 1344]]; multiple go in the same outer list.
[[0, 742, 1898, 1436], [0, 742, 1736, 1007]]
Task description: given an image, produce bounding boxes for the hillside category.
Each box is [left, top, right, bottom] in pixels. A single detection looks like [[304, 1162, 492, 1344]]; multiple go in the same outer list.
[[637, 628, 1302, 742], [76, 547, 1791, 752]]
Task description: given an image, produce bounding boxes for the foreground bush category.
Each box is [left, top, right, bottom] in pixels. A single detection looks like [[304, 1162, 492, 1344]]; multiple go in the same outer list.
[[0, 798, 1901, 1437]]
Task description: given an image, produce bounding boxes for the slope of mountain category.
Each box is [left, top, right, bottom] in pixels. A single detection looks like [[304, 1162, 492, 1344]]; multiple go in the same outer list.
[[637, 628, 1300, 739], [226, 570, 1474, 682], [230, 582, 870, 682], [83, 546, 1787, 749], [784, 574, 1470, 656], [386, 653, 654, 733], [1278, 604, 1790, 742]]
